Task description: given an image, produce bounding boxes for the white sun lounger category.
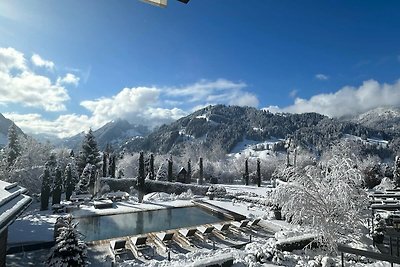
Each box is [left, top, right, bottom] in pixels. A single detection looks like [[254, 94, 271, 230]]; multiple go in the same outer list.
[[196, 225, 215, 240], [109, 239, 128, 261], [231, 220, 249, 228], [176, 228, 198, 247], [156, 232, 174, 243], [151, 232, 175, 252], [214, 222, 231, 232], [179, 228, 197, 238], [129, 235, 148, 258]]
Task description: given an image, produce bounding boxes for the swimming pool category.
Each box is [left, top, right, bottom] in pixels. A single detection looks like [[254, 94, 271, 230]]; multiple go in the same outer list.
[[75, 206, 225, 242]]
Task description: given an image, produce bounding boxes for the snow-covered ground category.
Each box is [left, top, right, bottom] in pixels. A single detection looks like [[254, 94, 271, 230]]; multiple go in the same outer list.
[[6, 184, 396, 267], [343, 134, 389, 147], [230, 138, 283, 155]]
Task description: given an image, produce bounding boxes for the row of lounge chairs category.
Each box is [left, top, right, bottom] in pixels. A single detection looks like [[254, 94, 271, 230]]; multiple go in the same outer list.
[[109, 218, 262, 262]]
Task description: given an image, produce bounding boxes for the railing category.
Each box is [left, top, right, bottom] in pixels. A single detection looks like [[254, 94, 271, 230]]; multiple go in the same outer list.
[[338, 244, 400, 267]]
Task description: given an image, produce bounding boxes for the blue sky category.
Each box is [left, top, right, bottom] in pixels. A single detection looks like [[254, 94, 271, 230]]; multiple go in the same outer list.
[[0, 0, 399, 137]]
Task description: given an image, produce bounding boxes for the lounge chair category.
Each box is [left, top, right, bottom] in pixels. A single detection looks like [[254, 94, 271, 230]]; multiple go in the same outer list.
[[232, 220, 249, 228], [129, 235, 148, 258], [152, 232, 174, 252], [176, 228, 197, 246], [179, 228, 197, 238], [156, 232, 174, 243], [214, 222, 231, 232], [196, 225, 214, 240], [109, 239, 128, 261], [249, 218, 261, 227], [212, 223, 231, 240]]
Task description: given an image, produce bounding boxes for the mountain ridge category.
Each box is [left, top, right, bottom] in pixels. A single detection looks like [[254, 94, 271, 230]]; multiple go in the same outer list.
[[121, 105, 392, 156]]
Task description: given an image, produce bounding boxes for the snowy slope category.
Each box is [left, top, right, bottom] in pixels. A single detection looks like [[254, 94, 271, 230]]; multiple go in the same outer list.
[[351, 106, 400, 133]]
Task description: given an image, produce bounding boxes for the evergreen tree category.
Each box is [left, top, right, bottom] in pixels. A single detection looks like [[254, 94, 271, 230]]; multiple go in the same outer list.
[[108, 154, 116, 178], [88, 164, 97, 195], [187, 159, 192, 184], [40, 164, 51, 210], [7, 123, 21, 168], [65, 164, 74, 201], [102, 153, 107, 177], [256, 158, 261, 187], [52, 167, 62, 205], [138, 152, 145, 203], [167, 155, 173, 182], [156, 162, 167, 181], [77, 129, 100, 176], [138, 152, 145, 182], [47, 215, 87, 267], [149, 153, 155, 180], [394, 156, 400, 187], [47, 153, 58, 185], [198, 157, 204, 185], [75, 164, 91, 195], [244, 158, 249, 186], [105, 143, 113, 154]]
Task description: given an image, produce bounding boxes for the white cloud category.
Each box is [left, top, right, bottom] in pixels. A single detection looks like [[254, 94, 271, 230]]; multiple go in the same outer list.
[[165, 79, 259, 108], [315, 74, 329, 81], [80, 86, 187, 128], [229, 92, 259, 107], [0, 47, 71, 111], [0, 47, 26, 71], [31, 54, 55, 70], [3, 113, 93, 138], [57, 73, 79, 86], [5, 78, 258, 137], [264, 79, 400, 117]]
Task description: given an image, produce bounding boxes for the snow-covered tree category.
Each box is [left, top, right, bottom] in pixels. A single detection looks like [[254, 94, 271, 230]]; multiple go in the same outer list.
[[244, 158, 249, 185], [156, 162, 167, 181], [75, 164, 91, 195], [40, 164, 51, 210], [149, 153, 155, 180], [109, 154, 116, 178], [52, 167, 62, 205], [167, 155, 173, 182], [65, 164, 74, 201], [187, 159, 192, 183], [274, 157, 368, 251], [256, 158, 261, 187], [102, 152, 107, 177], [116, 153, 139, 178], [47, 215, 87, 267], [6, 123, 21, 168], [1, 136, 52, 194], [198, 157, 203, 185], [138, 152, 145, 203], [77, 129, 100, 176], [394, 155, 400, 187]]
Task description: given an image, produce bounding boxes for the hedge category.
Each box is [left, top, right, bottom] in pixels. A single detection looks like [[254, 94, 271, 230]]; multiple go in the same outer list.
[[99, 177, 210, 196]]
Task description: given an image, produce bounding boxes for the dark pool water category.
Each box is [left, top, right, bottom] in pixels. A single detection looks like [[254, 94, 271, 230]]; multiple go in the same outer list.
[[75, 206, 224, 241]]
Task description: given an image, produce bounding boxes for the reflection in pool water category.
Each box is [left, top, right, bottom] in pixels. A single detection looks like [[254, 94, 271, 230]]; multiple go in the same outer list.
[[75, 206, 224, 242]]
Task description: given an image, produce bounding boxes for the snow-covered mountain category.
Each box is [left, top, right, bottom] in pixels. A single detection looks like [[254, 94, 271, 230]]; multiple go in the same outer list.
[[0, 113, 24, 148], [122, 105, 388, 155], [59, 119, 150, 151], [349, 106, 400, 134]]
